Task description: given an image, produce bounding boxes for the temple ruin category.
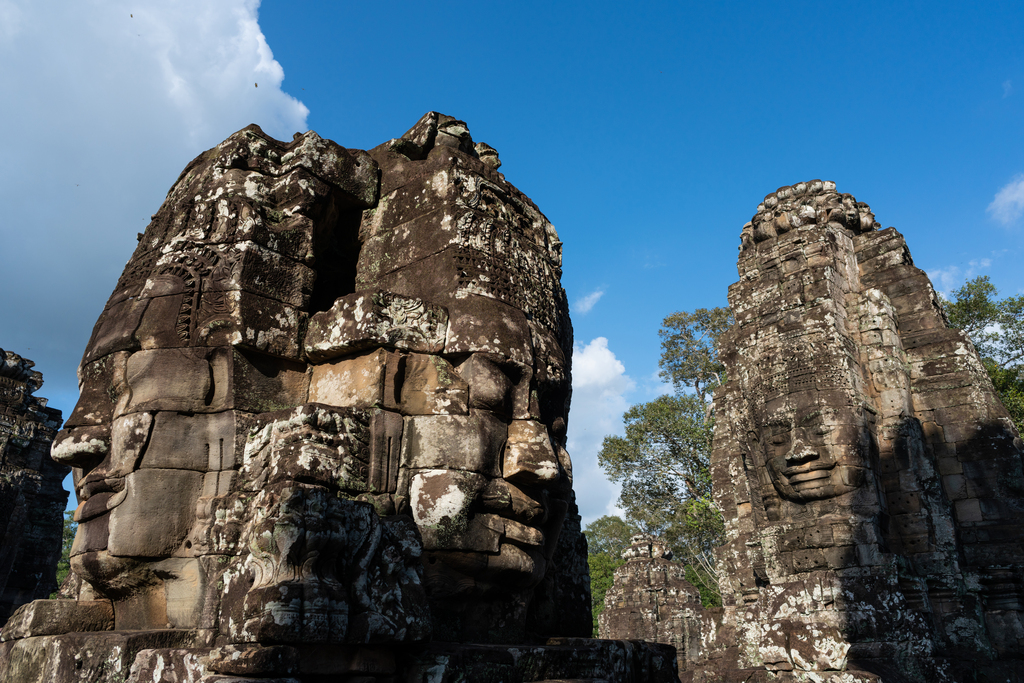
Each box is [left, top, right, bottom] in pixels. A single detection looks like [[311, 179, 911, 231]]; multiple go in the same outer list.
[[0, 350, 67, 623], [598, 534, 704, 675], [3, 112, 1023, 682], [0, 114, 677, 682], [602, 180, 1024, 682]]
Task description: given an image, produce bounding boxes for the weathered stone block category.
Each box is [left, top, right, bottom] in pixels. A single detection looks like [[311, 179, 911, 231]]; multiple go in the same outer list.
[[308, 348, 400, 409], [0, 630, 197, 683], [142, 410, 243, 471], [305, 290, 448, 362], [204, 644, 299, 676], [123, 348, 212, 414], [456, 353, 513, 415], [409, 469, 488, 541], [107, 469, 203, 557], [1, 600, 113, 641], [401, 412, 506, 476], [400, 353, 469, 415], [503, 420, 559, 486], [241, 404, 371, 493]]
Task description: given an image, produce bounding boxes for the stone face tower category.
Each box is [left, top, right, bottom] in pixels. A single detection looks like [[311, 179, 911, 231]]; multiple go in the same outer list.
[[0, 350, 66, 622], [709, 180, 1024, 681], [1, 115, 683, 683], [598, 534, 704, 675]]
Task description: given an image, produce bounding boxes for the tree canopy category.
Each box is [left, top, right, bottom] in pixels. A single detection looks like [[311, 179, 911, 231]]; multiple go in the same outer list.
[[942, 276, 1024, 432], [597, 307, 732, 604], [584, 514, 639, 557]]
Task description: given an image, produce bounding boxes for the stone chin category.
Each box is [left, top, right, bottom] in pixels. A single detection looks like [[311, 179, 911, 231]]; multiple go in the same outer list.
[[70, 551, 145, 598]]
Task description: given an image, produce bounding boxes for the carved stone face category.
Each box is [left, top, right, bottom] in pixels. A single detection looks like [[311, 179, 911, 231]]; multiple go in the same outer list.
[[49, 116, 582, 641], [758, 403, 870, 502], [302, 292, 571, 595]]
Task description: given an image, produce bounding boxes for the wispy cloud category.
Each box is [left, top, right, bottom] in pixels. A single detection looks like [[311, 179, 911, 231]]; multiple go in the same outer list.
[[0, 0, 309, 430], [1004, 79, 1014, 98], [926, 258, 992, 296], [573, 288, 604, 314], [643, 369, 673, 398], [988, 174, 1024, 225], [567, 337, 636, 525]]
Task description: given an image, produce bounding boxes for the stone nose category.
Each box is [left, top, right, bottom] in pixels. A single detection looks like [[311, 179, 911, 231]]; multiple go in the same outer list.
[[784, 438, 820, 466], [503, 420, 561, 487], [51, 424, 111, 469]]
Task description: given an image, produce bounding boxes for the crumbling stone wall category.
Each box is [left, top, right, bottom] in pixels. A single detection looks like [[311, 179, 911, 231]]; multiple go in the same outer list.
[[0, 350, 67, 622], [598, 534, 705, 675], [705, 180, 1024, 683]]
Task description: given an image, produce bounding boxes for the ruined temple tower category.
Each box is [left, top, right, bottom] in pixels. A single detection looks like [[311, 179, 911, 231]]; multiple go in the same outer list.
[[708, 180, 1024, 682]]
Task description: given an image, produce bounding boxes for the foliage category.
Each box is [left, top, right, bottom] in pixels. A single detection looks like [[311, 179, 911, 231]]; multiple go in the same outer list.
[[599, 394, 720, 560], [942, 276, 1024, 433], [984, 360, 1024, 434], [659, 307, 734, 404], [584, 514, 639, 557], [587, 548, 625, 636], [54, 510, 76, 594], [598, 307, 733, 606], [684, 563, 722, 608]]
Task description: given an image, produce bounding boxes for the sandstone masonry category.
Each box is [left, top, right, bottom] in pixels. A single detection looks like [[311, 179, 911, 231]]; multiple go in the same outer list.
[[0, 350, 67, 622]]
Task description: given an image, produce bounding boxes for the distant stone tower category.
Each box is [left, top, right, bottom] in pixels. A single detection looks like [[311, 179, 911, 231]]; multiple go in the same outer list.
[[0, 350, 67, 622], [598, 534, 705, 675]]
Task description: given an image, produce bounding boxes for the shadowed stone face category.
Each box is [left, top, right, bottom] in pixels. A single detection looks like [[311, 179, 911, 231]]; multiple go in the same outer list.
[[757, 402, 871, 502], [46, 113, 589, 645], [706, 179, 1024, 681]]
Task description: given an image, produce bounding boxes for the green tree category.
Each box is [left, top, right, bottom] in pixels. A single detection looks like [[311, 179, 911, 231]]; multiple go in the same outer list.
[[598, 307, 732, 606], [583, 515, 638, 636], [52, 511, 76, 596], [942, 276, 1024, 433], [584, 514, 639, 556]]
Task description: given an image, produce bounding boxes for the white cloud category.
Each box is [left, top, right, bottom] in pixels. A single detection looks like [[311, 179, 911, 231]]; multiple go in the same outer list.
[[1004, 79, 1014, 98], [926, 258, 992, 297], [566, 338, 637, 525], [988, 174, 1024, 225], [0, 0, 308, 420], [572, 288, 604, 314]]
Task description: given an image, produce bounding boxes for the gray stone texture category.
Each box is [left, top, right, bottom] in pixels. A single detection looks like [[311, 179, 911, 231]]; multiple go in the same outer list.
[[0, 350, 67, 623], [0, 114, 654, 682], [701, 180, 1024, 683], [598, 535, 705, 676]]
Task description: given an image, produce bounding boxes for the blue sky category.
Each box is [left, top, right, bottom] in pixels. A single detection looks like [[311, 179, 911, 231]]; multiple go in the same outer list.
[[3, 0, 1023, 524]]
